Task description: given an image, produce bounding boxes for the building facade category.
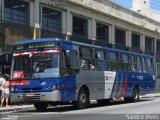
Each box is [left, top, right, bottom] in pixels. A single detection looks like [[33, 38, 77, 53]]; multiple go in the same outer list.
[[132, 0, 151, 16], [0, 0, 160, 75], [132, 0, 160, 22]]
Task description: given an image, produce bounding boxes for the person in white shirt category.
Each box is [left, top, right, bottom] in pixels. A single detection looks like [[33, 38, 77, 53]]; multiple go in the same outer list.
[[1, 80, 9, 107], [0, 76, 6, 99], [89, 63, 95, 70]]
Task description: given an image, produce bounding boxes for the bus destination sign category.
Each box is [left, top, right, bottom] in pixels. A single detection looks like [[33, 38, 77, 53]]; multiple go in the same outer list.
[[15, 41, 57, 51]]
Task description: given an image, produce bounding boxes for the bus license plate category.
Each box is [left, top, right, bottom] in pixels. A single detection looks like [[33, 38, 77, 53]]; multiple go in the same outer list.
[[26, 93, 34, 97]]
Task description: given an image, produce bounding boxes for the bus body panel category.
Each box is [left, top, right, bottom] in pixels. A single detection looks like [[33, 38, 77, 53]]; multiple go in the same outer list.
[[76, 70, 155, 101], [10, 90, 61, 103], [62, 75, 76, 101], [10, 71, 155, 103], [76, 70, 105, 100], [10, 77, 77, 103]]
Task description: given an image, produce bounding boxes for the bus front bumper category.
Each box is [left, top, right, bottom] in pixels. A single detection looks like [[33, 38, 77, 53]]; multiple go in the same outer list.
[[10, 90, 61, 103]]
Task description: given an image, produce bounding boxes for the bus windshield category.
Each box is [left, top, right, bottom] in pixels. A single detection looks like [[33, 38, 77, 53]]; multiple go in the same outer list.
[[12, 53, 60, 79]]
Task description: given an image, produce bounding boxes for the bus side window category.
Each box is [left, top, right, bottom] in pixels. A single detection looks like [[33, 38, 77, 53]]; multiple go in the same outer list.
[[116, 53, 122, 71], [95, 50, 105, 70], [108, 52, 116, 71], [89, 49, 94, 59], [63, 50, 71, 68], [109, 52, 116, 62], [146, 58, 154, 73], [80, 59, 87, 69], [121, 54, 128, 63], [117, 53, 122, 62], [95, 50, 104, 60], [141, 57, 147, 73], [121, 54, 129, 71], [104, 52, 108, 60], [81, 47, 92, 58], [62, 50, 70, 76], [70, 50, 80, 68], [80, 47, 94, 70], [79, 47, 86, 69], [130, 55, 136, 72], [63, 50, 80, 76], [104, 52, 109, 70], [136, 57, 142, 72], [79, 47, 83, 58]]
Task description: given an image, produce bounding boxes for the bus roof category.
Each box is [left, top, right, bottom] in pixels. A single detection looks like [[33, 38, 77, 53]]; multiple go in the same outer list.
[[15, 38, 60, 45], [15, 38, 152, 58]]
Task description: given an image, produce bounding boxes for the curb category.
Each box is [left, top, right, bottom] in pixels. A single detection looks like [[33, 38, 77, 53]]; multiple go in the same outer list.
[[154, 95, 160, 98], [0, 105, 34, 112], [141, 93, 160, 98]]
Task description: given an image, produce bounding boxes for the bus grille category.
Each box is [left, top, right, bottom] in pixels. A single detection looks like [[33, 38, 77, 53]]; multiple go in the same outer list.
[[21, 94, 41, 100], [21, 88, 42, 93]]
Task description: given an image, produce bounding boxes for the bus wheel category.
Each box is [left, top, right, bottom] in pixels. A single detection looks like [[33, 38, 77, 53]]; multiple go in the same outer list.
[[34, 103, 48, 111], [97, 99, 110, 105], [132, 87, 139, 102], [124, 87, 139, 102], [73, 88, 90, 109]]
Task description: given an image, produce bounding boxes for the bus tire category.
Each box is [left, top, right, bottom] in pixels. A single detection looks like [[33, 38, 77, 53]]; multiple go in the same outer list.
[[132, 86, 139, 102], [73, 88, 90, 109], [34, 103, 48, 111], [97, 99, 110, 105], [124, 87, 139, 102]]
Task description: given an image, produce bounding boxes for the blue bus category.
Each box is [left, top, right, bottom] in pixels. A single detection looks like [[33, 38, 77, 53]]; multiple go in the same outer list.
[[9, 38, 156, 110]]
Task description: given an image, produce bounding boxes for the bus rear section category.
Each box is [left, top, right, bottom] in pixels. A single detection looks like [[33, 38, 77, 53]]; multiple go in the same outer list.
[[75, 70, 155, 104]]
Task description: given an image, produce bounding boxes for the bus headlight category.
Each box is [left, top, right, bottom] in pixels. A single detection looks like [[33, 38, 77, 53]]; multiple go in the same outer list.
[[10, 87, 14, 92]]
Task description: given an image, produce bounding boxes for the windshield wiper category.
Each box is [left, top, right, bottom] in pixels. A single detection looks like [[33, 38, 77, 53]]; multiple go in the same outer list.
[[31, 53, 44, 80]]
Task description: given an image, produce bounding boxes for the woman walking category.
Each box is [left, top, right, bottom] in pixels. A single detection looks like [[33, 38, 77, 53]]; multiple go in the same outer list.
[[1, 80, 9, 107]]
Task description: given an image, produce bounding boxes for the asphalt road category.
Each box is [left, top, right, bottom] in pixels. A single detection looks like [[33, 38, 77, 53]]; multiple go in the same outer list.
[[2, 97, 160, 120]]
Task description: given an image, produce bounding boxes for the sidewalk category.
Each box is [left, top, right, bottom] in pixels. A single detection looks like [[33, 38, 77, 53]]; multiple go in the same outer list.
[[142, 92, 160, 98], [0, 104, 34, 112]]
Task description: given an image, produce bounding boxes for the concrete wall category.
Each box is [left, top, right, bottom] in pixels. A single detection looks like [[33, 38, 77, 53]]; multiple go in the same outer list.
[[132, 0, 151, 17], [65, 0, 160, 33]]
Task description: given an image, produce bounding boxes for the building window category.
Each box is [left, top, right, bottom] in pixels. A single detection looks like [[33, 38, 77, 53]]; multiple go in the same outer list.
[[115, 28, 126, 45], [157, 40, 160, 53], [145, 37, 153, 52], [42, 7, 61, 33], [96, 23, 109, 43], [4, 0, 29, 25], [72, 16, 88, 38], [132, 33, 140, 49]]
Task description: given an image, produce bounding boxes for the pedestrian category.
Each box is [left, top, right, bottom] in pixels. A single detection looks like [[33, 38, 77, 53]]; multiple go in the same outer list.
[[0, 75, 9, 107], [0, 73, 6, 104], [89, 63, 95, 70]]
